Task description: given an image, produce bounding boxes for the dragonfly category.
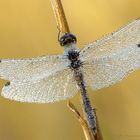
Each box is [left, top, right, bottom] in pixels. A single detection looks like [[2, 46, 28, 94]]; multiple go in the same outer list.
[[1, 18, 140, 134]]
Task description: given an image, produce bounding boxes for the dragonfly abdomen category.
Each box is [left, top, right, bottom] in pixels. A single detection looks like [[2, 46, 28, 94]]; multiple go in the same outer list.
[[68, 49, 97, 135]]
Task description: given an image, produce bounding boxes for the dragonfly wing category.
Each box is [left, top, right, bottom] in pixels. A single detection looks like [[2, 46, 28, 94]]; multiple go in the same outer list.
[[0, 55, 67, 82], [83, 45, 140, 90], [81, 18, 140, 61], [1, 69, 78, 103]]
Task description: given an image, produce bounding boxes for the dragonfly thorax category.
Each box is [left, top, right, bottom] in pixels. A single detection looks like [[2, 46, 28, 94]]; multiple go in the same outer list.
[[67, 50, 82, 69], [59, 33, 77, 46], [68, 51, 79, 61]]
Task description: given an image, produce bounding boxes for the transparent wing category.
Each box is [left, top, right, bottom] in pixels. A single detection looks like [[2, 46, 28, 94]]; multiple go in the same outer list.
[[81, 18, 140, 61], [83, 45, 140, 90], [1, 69, 78, 103], [0, 55, 67, 82]]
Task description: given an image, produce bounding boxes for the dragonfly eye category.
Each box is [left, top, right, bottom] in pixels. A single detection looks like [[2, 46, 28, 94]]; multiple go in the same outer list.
[[59, 33, 77, 46]]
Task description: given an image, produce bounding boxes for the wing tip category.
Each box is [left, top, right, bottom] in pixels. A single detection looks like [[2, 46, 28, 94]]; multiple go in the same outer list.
[[137, 43, 140, 47], [5, 82, 10, 87], [136, 17, 140, 21]]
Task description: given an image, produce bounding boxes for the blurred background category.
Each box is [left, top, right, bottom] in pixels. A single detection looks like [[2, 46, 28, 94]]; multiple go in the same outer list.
[[0, 0, 140, 140]]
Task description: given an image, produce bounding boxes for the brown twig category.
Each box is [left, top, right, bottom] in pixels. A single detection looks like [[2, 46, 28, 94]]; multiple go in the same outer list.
[[50, 0, 70, 33], [50, 0, 103, 139], [67, 101, 95, 140], [93, 109, 103, 140]]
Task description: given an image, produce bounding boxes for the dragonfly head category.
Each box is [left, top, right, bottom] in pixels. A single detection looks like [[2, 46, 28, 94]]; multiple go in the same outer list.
[[59, 33, 77, 46]]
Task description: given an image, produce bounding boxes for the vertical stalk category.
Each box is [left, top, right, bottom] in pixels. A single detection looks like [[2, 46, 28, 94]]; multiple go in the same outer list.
[[50, 0, 70, 33], [67, 101, 95, 140], [94, 111, 103, 140], [50, 0, 103, 139]]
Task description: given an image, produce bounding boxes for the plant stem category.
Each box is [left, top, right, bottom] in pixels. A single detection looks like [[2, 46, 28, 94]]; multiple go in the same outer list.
[[94, 110, 103, 140], [67, 101, 95, 140], [50, 0, 70, 33], [50, 0, 103, 139]]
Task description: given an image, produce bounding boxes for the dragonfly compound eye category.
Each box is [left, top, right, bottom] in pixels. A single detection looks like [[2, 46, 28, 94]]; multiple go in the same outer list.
[[59, 33, 77, 46]]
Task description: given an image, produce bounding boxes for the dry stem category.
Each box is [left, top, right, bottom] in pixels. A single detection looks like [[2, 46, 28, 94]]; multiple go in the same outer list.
[[50, 0, 70, 33], [50, 0, 103, 139], [93, 109, 103, 140], [67, 101, 95, 140]]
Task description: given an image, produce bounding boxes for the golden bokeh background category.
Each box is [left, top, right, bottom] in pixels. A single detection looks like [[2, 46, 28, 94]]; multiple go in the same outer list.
[[0, 0, 140, 140]]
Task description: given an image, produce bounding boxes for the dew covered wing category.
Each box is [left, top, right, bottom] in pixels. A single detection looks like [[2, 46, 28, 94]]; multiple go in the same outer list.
[[81, 18, 140, 90], [81, 18, 140, 60], [0, 55, 65, 82], [1, 69, 78, 103]]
